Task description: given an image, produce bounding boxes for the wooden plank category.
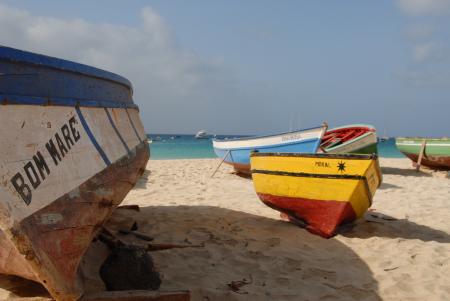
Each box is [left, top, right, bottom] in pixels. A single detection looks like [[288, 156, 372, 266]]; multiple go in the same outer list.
[[8, 297, 55, 301], [80, 290, 190, 301], [415, 140, 427, 171]]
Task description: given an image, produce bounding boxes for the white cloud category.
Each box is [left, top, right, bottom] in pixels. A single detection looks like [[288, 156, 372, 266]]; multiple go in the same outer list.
[[0, 4, 239, 133], [413, 42, 436, 62], [396, 0, 450, 16], [411, 41, 448, 63]]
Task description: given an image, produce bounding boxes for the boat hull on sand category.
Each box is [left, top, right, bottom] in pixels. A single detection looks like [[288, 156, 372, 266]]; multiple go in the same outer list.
[[321, 124, 378, 154], [0, 46, 149, 300], [212, 126, 327, 175], [250, 153, 382, 238], [396, 137, 450, 169]]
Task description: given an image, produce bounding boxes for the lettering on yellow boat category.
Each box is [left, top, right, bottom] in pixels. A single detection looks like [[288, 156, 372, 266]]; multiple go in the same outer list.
[[10, 116, 81, 206], [315, 161, 330, 168]]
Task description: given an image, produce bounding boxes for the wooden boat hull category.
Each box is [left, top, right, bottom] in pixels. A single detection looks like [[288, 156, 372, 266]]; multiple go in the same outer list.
[[213, 126, 327, 175], [321, 124, 378, 154], [0, 46, 149, 300], [250, 153, 382, 238], [396, 138, 450, 170]]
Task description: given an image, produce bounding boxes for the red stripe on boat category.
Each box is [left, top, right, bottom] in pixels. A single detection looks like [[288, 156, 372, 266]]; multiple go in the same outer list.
[[257, 193, 357, 238]]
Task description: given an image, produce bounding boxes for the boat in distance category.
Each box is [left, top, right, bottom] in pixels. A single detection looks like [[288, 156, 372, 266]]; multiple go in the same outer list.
[[320, 124, 378, 154], [0, 46, 149, 300], [195, 130, 208, 139], [212, 124, 328, 175], [250, 152, 382, 238], [396, 137, 450, 170]]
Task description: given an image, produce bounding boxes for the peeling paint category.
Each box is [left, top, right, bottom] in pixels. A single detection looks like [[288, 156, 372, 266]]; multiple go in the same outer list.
[[68, 188, 81, 199], [39, 213, 63, 225], [94, 187, 113, 197]]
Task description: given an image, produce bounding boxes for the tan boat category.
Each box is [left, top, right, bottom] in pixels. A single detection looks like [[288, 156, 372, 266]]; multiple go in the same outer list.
[[0, 46, 149, 300]]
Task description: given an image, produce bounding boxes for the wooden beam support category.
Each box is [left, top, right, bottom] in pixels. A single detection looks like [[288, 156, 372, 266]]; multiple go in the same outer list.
[[415, 140, 427, 171], [80, 290, 190, 301]]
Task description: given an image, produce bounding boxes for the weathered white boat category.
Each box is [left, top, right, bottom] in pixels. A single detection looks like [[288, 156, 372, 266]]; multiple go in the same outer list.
[[0, 46, 149, 300]]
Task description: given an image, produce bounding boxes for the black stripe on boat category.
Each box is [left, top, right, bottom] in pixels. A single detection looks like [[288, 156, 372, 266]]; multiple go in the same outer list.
[[75, 107, 111, 166], [125, 108, 142, 143], [251, 169, 367, 180], [104, 108, 131, 155]]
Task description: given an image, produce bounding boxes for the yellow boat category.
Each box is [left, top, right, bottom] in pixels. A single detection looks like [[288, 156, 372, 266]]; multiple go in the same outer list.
[[250, 152, 382, 238]]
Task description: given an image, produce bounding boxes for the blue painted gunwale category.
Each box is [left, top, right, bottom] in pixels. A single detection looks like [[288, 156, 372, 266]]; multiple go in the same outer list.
[[0, 45, 137, 109], [0, 46, 131, 88], [0, 94, 139, 109]]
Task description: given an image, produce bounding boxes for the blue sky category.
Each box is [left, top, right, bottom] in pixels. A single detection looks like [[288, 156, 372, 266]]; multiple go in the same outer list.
[[0, 0, 449, 136]]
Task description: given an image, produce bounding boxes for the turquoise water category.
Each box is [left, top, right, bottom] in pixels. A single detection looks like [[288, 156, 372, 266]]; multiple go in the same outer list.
[[148, 134, 405, 159], [378, 138, 405, 158]]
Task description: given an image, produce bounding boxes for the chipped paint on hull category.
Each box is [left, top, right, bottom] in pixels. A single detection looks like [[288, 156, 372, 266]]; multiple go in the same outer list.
[[0, 46, 150, 301], [5, 143, 148, 299], [0, 105, 149, 301]]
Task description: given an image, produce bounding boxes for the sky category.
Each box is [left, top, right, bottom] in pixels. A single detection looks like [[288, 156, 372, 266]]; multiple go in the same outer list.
[[0, 0, 449, 136]]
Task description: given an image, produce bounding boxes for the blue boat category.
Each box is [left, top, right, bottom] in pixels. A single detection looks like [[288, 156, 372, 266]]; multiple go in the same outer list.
[[0, 46, 149, 300], [212, 125, 327, 174]]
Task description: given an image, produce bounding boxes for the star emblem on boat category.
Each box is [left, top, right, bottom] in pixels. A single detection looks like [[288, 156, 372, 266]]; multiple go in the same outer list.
[[337, 161, 346, 172]]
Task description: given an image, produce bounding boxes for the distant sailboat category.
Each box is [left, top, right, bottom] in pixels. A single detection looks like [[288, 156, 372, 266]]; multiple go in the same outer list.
[[195, 130, 208, 139]]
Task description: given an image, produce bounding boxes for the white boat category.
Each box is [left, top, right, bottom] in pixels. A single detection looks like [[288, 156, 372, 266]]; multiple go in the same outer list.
[[195, 130, 208, 139], [212, 125, 327, 175]]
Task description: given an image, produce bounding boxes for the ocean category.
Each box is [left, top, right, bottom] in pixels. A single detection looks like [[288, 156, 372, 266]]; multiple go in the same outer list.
[[147, 135, 405, 160]]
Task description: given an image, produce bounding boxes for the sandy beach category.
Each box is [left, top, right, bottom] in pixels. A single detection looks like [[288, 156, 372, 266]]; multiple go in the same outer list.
[[1, 158, 449, 300]]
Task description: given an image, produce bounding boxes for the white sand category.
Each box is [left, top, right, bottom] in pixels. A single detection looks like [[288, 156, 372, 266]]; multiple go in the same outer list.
[[1, 158, 449, 300]]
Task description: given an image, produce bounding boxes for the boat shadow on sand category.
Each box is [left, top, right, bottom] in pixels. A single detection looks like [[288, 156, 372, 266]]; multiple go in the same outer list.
[[381, 166, 433, 177], [378, 182, 402, 190], [6, 206, 447, 300], [0, 205, 382, 300], [105, 205, 381, 301], [341, 212, 450, 243]]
